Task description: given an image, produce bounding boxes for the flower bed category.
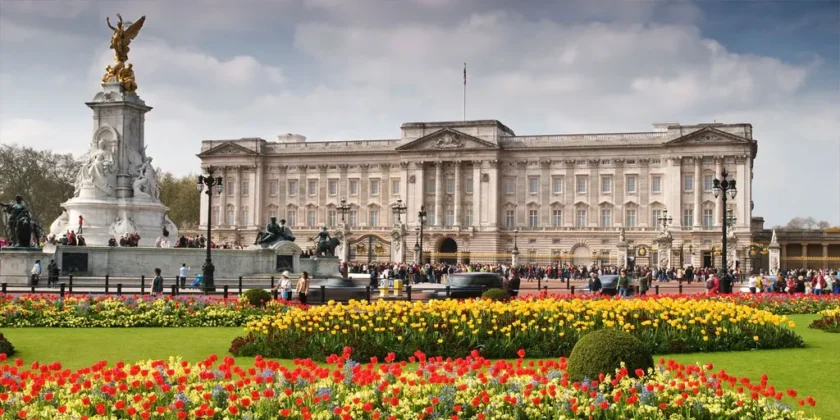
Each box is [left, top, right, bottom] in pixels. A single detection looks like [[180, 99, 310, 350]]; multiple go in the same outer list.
[[0, 295, 301, 328], [0, 350, 818, 419], [232, 297, 804, 360], [808, 308, 840, 333]]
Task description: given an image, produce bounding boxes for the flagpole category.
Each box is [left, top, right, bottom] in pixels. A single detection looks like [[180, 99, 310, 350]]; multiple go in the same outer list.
[[463, 62, 466, 121]]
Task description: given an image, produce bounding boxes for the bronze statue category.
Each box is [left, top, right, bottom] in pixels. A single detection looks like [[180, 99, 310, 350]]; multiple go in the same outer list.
[[103, 14, 146, 94], [314, 227, 340, 256], [1, 195, 40, 248], [254, 217, 295, 245]]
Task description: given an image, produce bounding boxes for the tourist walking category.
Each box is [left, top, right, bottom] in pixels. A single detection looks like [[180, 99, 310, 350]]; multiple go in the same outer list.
[[47, 259, 59, 288], [296, 271, 311, 304], [77, 215, 84, 234], [30, 260, 42, 286], [151, 268, 164, 297], [273, 271, 292, 300], [617, 268, 630, 297], [588, 271, 601, 295], [178, 263, 190, 289], [639, 269, 650, 295]]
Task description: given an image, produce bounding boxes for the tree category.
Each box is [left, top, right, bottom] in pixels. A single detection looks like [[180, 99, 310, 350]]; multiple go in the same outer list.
[[783, 217, 830, 230], [158, 172, 200, 229], [0, 145, 81, 236]]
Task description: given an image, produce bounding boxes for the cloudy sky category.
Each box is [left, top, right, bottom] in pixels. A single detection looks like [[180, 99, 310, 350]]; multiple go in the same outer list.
[[0, 0, 838, 226]]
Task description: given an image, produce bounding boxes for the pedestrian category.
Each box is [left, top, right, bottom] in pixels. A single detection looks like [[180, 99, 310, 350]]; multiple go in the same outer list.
[[617, 268, 630, 298], [639, 269, 650, 296], [47, 259, 59, 288], [178, 263, 190, 289], [77, 215, 84, 234], [151, 268, 164, 297], [30, 260, 42, 286], [296, 271, 311, 304], [273, 271, 292, 300], [588, 271, 601, 295]]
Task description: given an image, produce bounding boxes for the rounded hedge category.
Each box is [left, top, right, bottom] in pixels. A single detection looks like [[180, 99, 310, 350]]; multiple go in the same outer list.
[[481, 288, 508, 301], [243, 288, 273, 308], [0, 333, 15, 357], [567, 328, 653, 382]]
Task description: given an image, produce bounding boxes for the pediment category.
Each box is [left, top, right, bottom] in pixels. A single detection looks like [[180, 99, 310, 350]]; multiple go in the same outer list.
[[198, 142, 259, 157], [666, 127, 751, 146], [573, 200, 589, 207], [396, 128, 499, 151]]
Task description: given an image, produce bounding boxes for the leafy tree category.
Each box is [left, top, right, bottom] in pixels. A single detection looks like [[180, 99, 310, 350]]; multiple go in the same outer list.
[[784, 217, 830, 230], [158, 172, 200, 229], [0, 144, 81, 236]]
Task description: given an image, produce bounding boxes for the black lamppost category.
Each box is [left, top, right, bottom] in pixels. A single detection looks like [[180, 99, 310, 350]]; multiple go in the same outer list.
[[196, 170, 223, 293], [513, 227, 519, 252], [713, 169, 737, 274], [336, 199, 351, 223], [392, 198, 407, 223], [416, 206, 427, 264], [657, 209, 673, 231]]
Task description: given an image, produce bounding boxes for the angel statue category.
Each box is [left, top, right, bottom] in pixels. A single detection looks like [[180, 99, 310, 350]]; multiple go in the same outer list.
[[103, 14, 146, 92]]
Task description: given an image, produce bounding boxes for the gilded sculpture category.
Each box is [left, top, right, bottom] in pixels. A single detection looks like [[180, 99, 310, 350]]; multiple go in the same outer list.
[[102, 14, 146, 94]]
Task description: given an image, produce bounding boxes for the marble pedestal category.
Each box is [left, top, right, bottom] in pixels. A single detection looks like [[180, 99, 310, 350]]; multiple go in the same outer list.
[[0, 249, 54, 284], [299, 256, 341, 278], [52, 192, 176, 247]]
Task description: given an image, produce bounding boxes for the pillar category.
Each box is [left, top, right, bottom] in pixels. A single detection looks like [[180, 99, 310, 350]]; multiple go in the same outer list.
[[613, 159, 624, 227], [434, 162, 443, 226], [472, 161, 481, 227], [277, 165, 287, 221], [693, 157, 702, 228], [318, 165, 328, 226], [802, 243, 808, 269], [360, 164, 369, 225], [487, 160, 499, 228], [219, 167, 228, 226], [714, 156, 722, 227], [234, 166, 242, 228], [823, 244, 829, 269], [453, 161, 462, 226]]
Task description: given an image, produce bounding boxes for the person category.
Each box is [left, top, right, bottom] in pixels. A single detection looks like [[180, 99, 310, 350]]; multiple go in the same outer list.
[[706, 271, 720, 295], [507, 273, 521, 298], [617, 268, 630, 298], [151, 268, 164, 297], [748, 272, 757, 294], [588, 271, 601, 295], [639, 269, 650, 296], [273, 271, 292, 300], [47, 259, 59, 288], [178, 263, 190, 289], [30, 259, 42, 286], [77, 215, 84, 234], [296, 271, 310, 304]]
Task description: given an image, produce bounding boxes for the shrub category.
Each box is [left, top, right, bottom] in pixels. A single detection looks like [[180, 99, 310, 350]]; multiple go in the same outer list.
[[0, 333, 15, 357], [243, 289, 273, 308], [809, 308, 840, 333], [567, 328, 653, 382], [482, 288, 507, 301]]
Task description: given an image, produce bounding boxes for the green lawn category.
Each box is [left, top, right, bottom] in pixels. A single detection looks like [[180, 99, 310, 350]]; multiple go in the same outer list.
[[3, 315, 837, 419]]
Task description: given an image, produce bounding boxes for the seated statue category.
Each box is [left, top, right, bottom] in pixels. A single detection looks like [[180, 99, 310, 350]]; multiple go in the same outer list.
[[254, 217, 295, 245], [314, 226, 340, 256]]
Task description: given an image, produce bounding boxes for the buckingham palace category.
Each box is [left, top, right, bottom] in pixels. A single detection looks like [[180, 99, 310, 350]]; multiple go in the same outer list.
[[198, 119, 760, 269]]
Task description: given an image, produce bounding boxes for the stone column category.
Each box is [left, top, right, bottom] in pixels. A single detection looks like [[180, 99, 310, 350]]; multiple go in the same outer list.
[[639, 159, 650, 227], [736, 156, 747, 227], [693, 157, 702, 228], [338, 164, 348, 200], [380, 163, 391, 225], [714, 156, 722, 227], [234, 166, 242, 228], [277, 165, 287, 221], [453, 161, 462, 226], [666, 157, 682, 228], [472, 161, 481, 227], [255, 161, 264, 227], [298, 165, 307, 228], [768, 230, 780, 275], [487, 160, 499, 229], [802, 243, 808, 269], [613, 159, 625, 227], [540, 160, 551, 226], [434, 162, 443, 226], [823, 244, 829, 268], [588, 160, 599, 227], [413, 161, 426, 226], [219, 167, 228, 226], [564, 161, 574, 227], [318, 165, 328, 226], [360, 164, 369, 226], [781, 243, 787, 270]]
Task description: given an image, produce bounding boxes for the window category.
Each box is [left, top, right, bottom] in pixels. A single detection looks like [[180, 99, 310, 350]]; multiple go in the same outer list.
[[328, 210, 336, 227], [225, 207, 234, 225], [552, 176, 563, 194], [505, 210, 515, 228], [349, 179, 359, 196], [242, 180, 250, 196], [626, 176, 637, 194], [651, 209, 662, 226], [328, 179, 337, 196], [600, 209, 611, 227], [307, 180, 317, 196], [528, 209, 538, 227], [651, 176, 662, 194], [465, 177, 473, 194], [445, 178, 455, 194], [550, 210, 561, 227], [625, 209, 637, 227], [427, 180, 436, 194], [288, 180, 298, 197], [576, 176, 587, 194], [240, 207, 249, 225], [684, 175, 694, 192], [369, 209, 378, 226], [427, 210, 436, 226], [212, 206, 220, 225], [226, 181, 235, 196], [703, 208, 713, 228], [683, 207, 694, 226], [347, 211, 357, 227], [601, 177, 612, 194], [576, 209, 587, 227], [307, 210, 316, 226], [528, 177, 539, 194], [370, 179, 380, 196], [269, 180, 278, 196], [465, 209, 473, 226], [703, 175, 713, 192], [268, 208, 277, 219], [505, 177, 515, 194], [724, 156, 734, 164], [288, 210, 297, 226], [445, 207, 454, 226], [391, 179, 400, 195]]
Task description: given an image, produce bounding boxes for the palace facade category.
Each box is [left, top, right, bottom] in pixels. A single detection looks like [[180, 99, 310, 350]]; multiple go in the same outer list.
[[198, 119, 763, 268]]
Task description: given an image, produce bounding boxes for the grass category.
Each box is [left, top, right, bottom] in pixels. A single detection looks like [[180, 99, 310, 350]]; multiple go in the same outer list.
[[3, 315, 838, 419]]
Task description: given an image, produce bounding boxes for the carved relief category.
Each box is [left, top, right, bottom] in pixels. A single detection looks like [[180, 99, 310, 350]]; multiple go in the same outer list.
[[435, 133, 465, 149], [408, 175, 416, 184], [481, 173, 489, 182]]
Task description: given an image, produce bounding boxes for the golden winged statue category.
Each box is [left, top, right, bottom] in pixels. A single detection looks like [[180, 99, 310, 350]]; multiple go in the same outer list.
[[102, 14, 146, 94]]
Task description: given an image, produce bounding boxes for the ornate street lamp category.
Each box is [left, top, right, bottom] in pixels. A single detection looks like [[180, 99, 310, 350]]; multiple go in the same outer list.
[[196, 169, 223, 293], [392, 198, 407, 224], [713, 168, 737, 274], [513, 227, 519, 252], [417, 206, 427, 264], [336, 198, 351, 223], [657, 209, 673, 231]]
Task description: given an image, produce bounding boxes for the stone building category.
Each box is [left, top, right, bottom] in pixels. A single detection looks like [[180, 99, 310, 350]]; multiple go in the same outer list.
[[198, 119, 760, 268]]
